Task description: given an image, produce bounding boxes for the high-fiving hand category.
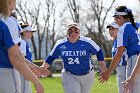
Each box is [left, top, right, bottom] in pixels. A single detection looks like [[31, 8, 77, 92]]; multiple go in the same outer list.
[[98, 69, 111, 83]]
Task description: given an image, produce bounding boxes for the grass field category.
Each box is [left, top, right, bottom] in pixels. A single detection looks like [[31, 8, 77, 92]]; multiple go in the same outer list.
[[32, 74, 118, 93]]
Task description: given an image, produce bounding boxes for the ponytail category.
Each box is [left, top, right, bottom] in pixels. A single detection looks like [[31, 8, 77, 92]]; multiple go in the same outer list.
[[125, 9, 138, 30]]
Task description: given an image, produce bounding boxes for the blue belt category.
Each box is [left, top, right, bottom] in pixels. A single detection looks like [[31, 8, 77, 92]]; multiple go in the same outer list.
[[66, 67, 94, 76]]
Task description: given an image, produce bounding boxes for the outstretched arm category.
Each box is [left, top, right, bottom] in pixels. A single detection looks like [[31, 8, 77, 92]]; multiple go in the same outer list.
[[98, 46, 125, 83], [96, 48, 107, 73], [98, 61, 107, 72], [8, 44, 44, 93], [25, 59, 51, 77]]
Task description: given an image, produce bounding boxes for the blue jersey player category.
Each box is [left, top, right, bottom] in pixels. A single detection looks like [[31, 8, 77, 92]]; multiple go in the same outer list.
[[0, 0, 44, 93], [99, 6, 140, 93], [106, 22, 127, 93], [42, 23, 107, 93]]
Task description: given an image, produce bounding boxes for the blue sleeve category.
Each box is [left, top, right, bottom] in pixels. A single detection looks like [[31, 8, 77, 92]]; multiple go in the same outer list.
[[87, 39, 104, 61], [45, 43, 60, 65], [88, 39, 100, 55], [96, 49, 104, 61], [117, 25, 129, 47], [1, 22, 15, 49], [45, 55, 56, 65]]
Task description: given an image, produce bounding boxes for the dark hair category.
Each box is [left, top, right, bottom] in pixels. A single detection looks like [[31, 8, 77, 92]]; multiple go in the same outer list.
[[20, 24, 29, 35], [20, 24, 29, 29], [115, 6, 138, 30], [11, 12, 17, 19]]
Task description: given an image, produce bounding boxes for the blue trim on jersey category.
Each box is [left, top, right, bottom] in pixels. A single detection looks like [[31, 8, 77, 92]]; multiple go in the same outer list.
[[0, 20, 15, 68], [45, 36, 104, 75], [25, 42, 32, 62], [96, 49, 104, 61], [117, 22, 140, 58]]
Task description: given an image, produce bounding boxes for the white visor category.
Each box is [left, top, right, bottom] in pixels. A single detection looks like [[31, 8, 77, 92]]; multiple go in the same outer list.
[[113, 10, 128, 16], [106, 22, 119, 29], [67, 23, 79, 31], [21, 26, 37, 33]]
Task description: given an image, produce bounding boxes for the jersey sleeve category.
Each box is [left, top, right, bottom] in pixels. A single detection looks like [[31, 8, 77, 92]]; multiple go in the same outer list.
[[45, 41, 61, 65], [1, 17, 21, 49], [88, 39, 100, 54], [19, 39, 27, 56], [96, 49, 104, 61], [88, 39, 104, 61], [117, 24, 129, 47], [8, 18, 21, 45]]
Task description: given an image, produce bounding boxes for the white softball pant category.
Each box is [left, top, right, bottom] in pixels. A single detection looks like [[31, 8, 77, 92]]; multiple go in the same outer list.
[[61, 69, 94, 93], [126, 54, 140, 93], [116, 65, 126, 93], [20, 74, 32, 93], [0, 68, 21, 93]]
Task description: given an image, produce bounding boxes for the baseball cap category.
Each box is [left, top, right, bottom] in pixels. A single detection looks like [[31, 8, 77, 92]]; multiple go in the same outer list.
[[106, 22, 119, 29], [67, 23, 79, 30], [20, 26, 37, 33]]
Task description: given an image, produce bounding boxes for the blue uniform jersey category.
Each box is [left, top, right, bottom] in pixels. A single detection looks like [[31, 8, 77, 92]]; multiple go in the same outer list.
[[112, 39, 127, 66], [117, 22, 140, 58], [0, 15, 21, 68], [45, 36, 104, 75], [20, 39, 32, 62]]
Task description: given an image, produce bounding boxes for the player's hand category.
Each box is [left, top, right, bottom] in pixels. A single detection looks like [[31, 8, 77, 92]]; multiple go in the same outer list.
[[39, 66, 51, 77], [38, 62, 51, 77], [98, 69, 110, 83], [122, 77, 134, 93], [29, 65, 42, 77]]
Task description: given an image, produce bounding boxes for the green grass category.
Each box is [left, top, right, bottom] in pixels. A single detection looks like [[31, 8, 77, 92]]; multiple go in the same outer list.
[[32, 74, 118, 93]]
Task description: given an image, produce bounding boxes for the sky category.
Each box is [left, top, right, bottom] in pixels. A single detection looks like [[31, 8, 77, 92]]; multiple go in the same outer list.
[[115, 0, 139, 9]]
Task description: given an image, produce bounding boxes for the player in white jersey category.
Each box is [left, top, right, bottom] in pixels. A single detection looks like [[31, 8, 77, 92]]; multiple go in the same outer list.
[[0, 0, 49, 93], [99, 6, 140, 93], [106, 22, 127, 93], [41, 23, 107, 93], [19, 24, 37, 93]]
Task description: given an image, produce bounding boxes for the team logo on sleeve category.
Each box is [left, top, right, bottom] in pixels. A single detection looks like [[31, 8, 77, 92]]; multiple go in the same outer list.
[[60, 45, 67, 50]]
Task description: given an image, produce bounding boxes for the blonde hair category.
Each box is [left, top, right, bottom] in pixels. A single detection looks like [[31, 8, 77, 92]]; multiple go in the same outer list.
[[0, 0, 9, 18]]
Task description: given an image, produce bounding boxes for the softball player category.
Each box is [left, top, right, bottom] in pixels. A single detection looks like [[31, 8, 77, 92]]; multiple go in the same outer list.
[[42, 23, 106, 93], [19, 24, 37, 93], [106, 22, 127, 93], [0, 0, 44, 93], [99, 6, 140, 93]]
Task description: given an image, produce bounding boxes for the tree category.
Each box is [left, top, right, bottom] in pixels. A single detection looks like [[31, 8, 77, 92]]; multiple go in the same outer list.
[[16, 0, 57, 59], [82, 0, 115, 57], [67, 0, 80, 23]]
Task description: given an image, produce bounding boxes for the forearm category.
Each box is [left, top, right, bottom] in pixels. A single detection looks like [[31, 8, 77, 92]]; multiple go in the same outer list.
[[8, 45, 40, 83], [108, 54, 122, 73], [98, 61, 106, 72], [108, 46, 125, 74], [25, 59, 40, 68]]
